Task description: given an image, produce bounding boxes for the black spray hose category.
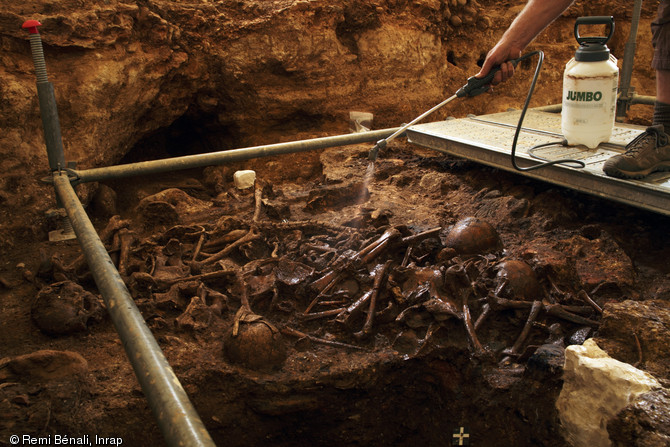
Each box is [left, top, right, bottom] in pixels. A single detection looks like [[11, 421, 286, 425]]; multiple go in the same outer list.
[[508, 50, 585, 171]]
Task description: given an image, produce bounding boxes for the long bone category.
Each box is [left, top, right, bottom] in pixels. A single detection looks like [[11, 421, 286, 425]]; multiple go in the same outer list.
[[486, 293, 598, 325], [117, 228, 135, 277], [190, 227, 261, 272], [333, 290, 374, 326], [502, 300, 543, 359], [444, 263, 484, 353], [354, 260, 392, 340], [280, 326, 369, 351]]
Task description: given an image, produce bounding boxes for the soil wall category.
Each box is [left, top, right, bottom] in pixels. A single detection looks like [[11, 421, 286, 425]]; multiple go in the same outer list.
[[0, 0, 660, 245]]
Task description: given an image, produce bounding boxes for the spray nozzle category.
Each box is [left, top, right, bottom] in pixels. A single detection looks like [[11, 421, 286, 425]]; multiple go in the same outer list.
[[368, 139, 387, 162]]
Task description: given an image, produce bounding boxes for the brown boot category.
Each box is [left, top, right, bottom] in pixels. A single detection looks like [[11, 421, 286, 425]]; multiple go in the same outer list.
[[603, 125, 670, 179]]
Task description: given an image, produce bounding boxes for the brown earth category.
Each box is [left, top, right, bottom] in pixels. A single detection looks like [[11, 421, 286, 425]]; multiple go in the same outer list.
[[1, 1, 669, 446]]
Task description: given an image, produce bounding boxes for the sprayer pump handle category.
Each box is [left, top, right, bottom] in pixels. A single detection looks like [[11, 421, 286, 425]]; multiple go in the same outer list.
[[574, 16, 615, 45]]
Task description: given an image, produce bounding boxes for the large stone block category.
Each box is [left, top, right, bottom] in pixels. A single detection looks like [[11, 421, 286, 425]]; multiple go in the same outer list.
[[556, 339, 660, 447]]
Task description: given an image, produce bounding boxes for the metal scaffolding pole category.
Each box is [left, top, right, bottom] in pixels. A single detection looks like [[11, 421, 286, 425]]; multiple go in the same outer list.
[[616, 0, 644, 119], [53, 172, 216, 447], [532, 91, 657, 115], [22, 20, 66, 172], [70, 128, 401, 184]]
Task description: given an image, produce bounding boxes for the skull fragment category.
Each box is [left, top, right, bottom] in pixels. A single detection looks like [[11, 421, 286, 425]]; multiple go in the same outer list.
[[31, 281, 105, 335], [444, 217, 502, 255], [495, 260, 541, 300], [223, 307, 286, 371]]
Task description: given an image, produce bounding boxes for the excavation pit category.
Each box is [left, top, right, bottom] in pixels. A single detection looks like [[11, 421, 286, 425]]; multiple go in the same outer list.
[[2, 1, 670, 445], [5, 138, 662, 446]]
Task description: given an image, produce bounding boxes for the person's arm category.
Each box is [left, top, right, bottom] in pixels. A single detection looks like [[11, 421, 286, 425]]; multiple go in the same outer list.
[[476, 0, 575, 84]]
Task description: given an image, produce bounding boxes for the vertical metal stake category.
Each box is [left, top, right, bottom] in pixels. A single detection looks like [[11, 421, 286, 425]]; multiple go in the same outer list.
[[616, 0, 644, 120], [22, 20, 66, 172], [23, 20, 75, 241]]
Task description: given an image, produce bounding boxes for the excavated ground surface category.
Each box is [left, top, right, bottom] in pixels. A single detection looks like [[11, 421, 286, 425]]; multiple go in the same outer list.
[[1, 1, 670, 446], [1, 141, 669, 446]]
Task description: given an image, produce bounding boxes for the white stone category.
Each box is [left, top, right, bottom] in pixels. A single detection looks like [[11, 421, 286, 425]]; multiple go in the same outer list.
[[348, 111, 373, 133], [556, 339, 660, 447], [233, 170, 256, 189]]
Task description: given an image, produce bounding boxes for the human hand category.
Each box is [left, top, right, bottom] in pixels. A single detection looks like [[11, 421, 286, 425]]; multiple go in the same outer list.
[[475, 43, 522, 85]]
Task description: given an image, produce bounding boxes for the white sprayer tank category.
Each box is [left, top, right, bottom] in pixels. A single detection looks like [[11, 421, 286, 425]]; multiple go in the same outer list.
[[561, 16, 619, 149]]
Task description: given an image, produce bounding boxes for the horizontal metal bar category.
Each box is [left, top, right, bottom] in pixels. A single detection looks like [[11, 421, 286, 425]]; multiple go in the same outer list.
[[630, 94, 656, 106], [532, 92, 656, 115], [72, 127, 401, 184], [52, 172, 216, 447], [531, 104, 562, 113]]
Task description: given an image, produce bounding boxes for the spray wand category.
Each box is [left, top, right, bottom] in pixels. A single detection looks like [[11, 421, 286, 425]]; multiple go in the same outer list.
[[368, 51, 585, 172]]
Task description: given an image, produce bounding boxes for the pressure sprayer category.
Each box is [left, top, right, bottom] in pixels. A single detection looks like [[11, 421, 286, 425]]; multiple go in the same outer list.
[[562, 16, 619, 148], [368, 51, 586, 172]]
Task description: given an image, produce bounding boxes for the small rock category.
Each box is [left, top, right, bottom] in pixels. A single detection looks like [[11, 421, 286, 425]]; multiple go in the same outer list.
[[508, 197, 530, 218], [477, 16, 492, 30], [0, 275, 14, 289], [524, 343, 564, 381], [21, 269, 34, 282], [10, 394, 30, 406], [463, 5, 477, 16], [567, 326, 592, 346], [419, 172, 445, 194]]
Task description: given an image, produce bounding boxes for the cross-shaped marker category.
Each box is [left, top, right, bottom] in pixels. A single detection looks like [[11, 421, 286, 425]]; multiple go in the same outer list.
[[452, 426, 470, 446]]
